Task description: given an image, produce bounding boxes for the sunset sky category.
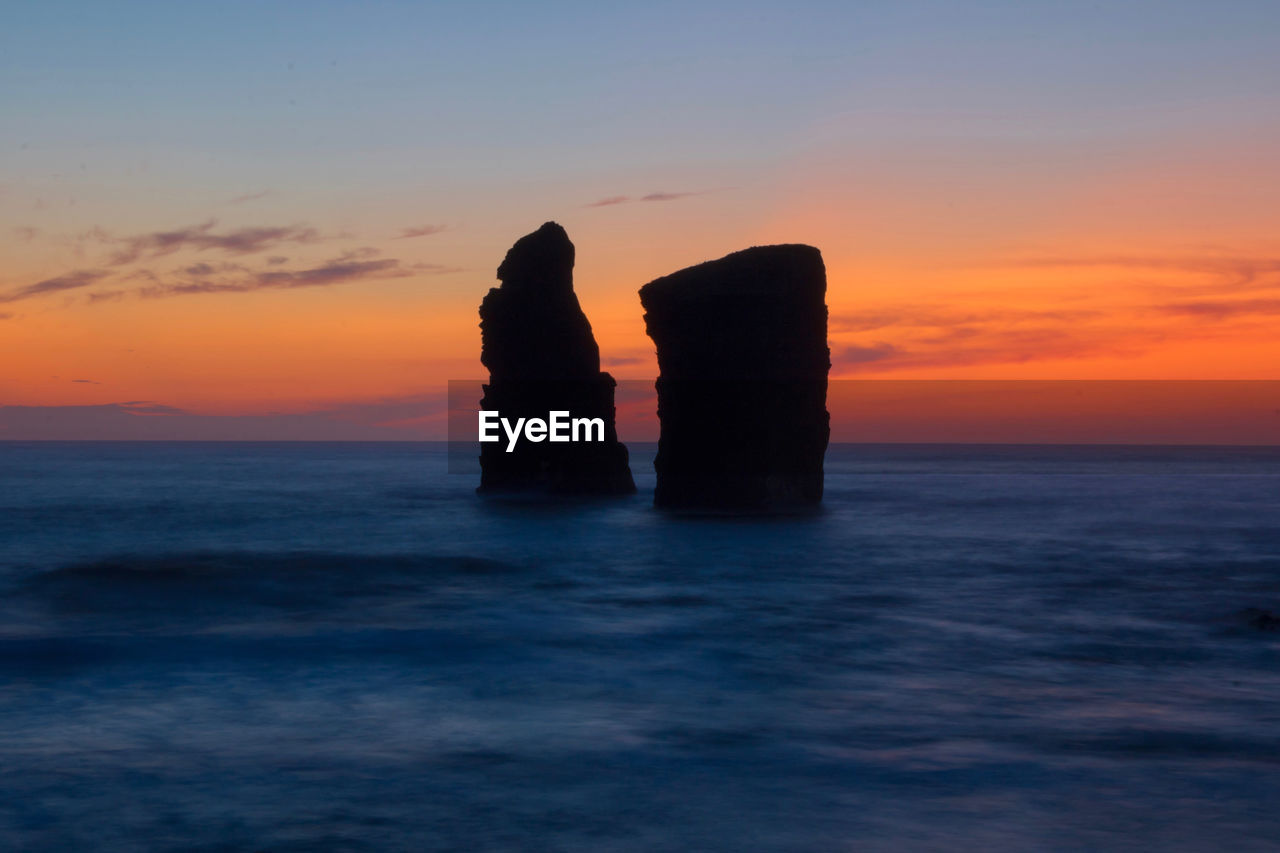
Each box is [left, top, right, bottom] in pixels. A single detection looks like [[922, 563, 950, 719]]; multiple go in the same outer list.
[[4, 1, 1280, 439]]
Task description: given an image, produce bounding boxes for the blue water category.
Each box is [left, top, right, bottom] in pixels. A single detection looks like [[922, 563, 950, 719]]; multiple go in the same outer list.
[[1, 442, 1278, 851]]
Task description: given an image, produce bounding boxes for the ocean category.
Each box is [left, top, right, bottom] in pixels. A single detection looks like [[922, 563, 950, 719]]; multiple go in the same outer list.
[[1, 442, 1278, 851]]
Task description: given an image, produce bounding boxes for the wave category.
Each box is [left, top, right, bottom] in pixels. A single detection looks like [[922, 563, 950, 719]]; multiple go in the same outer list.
[[7, 551, 528, 637]]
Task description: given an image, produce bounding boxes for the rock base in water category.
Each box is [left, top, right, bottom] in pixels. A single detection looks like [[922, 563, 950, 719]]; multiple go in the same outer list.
[[639, 245, 829, 510], [478, 222, 634, 495]]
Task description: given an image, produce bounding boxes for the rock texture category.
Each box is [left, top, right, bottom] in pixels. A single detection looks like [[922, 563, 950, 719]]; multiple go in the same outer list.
[[639, 245, 829, 510], [478, 222, 634, 494]]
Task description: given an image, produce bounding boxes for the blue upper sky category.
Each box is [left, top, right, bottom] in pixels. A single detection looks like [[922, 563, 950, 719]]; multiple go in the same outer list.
[[6, 0, 1279, 191]]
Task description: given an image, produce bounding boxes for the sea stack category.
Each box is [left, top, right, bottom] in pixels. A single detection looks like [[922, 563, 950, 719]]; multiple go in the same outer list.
[[478, 222, 635, 494], [639, 245, 829, 510]]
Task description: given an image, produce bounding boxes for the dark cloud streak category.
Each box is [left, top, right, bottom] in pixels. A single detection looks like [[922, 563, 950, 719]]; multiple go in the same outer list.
[[994, 254, 1280, 293], [0, 269, 109, 303], [0, 395, 449, 440], [140, 256, 408, 298], [586, 190, 713, 208], [831, 306, 1103, 334], [228, 190, 270, 204], [108, 220, 319, 265], [133, 248, 459, 300], [641, 191, 701, 202], [839, 343, 901, 364], [396, 225, 447, 239], [1157, 298, 1280, 320]]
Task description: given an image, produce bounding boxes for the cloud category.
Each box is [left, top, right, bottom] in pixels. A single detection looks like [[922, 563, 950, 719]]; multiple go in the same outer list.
[[253, 258, 404, 290], [107, 220, 320, 265], [71, 379, 99, 384], [0, 394, 449, 440], [832, 326, 1158, 373], [587, 190, 713, 208], [993, 254, 1280, 294], [0, 269, 109, 303], [135, 250, 436, 298], [316, 392, 449, 427], [839, 343, 901, 364], [228, 190, 270, 204], [827, 301, 1190, 373], [826, 280, 1280, 373], [13, 226, 40, 241], [396, 224, 447, 239], [641, 191, 701, 202], [409, 262, 463, 274], [0, 312, 12, 320], [24, 246, 460, 307], [332, 247, 380, 261], [831, 307, 1103, 334], [1157, 298, 1280, 320], [118, 401, 185, 415]]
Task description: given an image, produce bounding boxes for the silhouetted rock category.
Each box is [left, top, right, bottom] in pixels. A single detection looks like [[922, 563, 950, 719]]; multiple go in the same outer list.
[[478, 222, 634, 494], [639, 245, 829, 511]]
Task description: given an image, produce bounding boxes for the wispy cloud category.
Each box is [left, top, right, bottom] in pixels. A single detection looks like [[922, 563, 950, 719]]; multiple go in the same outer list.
[[396, 224, 448, 239], [117, 401, 185, 415], [10, 245, 459, 308], [228, 190, 270, 205], [182, 261, 245, 277], [0, 269, 109, 303], [1157, 298, 1280, 320], [838, 343, 901, 364], [832, 326, 1149, 372], [586, 189, 714, 208], [827, 302, 1189, 373], [135, 249, 452, 298], [831, 307, 1102, 334], [107, 220, 320, 265], [640, 191, 701, 202], [315, 392, 449, 427], [13, 226, 40, 241], [140, 260, 401, 297], [71, 379, 99, 384], [409, 262, 462, 274], [0, 394, 450, 440], [993, 254, 1280, 294], [0, 312, 12, 320]]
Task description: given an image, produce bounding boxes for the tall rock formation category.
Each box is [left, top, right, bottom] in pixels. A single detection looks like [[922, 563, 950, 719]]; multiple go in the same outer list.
[[478, 222, 634, 494], [639, 245, 829, 510]]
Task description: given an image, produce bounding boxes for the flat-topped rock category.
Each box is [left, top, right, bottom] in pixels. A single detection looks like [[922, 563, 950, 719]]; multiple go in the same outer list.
[[640, 245, 829, 510]]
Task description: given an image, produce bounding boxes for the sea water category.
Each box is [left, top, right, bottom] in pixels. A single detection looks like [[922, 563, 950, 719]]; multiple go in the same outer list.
[[1, 442, 1278, 851]]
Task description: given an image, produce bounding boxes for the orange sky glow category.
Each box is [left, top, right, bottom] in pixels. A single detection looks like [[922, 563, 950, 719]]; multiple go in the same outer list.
[[4, 4, 1280, 440], [9, 130, 1279, 419]]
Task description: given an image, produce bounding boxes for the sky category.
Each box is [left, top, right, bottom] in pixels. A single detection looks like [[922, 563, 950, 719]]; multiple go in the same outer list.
[[3, 0, 1280, 439]]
